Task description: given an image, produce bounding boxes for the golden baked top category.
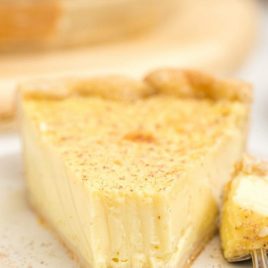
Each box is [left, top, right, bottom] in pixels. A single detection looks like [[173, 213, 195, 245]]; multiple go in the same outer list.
[[19, 69, 252, 194]]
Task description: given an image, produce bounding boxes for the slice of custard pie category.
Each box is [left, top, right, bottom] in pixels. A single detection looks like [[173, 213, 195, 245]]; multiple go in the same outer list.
[[220, 156, 268, 261], [18, 69, 251, 268]]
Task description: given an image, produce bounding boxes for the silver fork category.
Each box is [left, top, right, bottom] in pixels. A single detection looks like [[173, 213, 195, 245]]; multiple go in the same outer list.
[[251, 249, 268, 268], [227, 249, 268, 268]]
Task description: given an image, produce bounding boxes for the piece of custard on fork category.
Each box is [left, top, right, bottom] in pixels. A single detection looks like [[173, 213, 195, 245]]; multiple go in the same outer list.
[[221, 156, 268, 261]]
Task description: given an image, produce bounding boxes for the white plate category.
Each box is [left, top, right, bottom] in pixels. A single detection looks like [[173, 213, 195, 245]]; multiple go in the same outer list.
[[0, 134, 252, 267]]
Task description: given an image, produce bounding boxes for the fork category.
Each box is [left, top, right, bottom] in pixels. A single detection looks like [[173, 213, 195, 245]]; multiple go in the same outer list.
[[251, 249, 268, 268], [227, 249, 268, 268]]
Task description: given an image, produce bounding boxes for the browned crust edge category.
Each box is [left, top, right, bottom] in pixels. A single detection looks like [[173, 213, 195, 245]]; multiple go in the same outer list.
[[29, 199, 90, 268], [184, 227, 217, 268], [0, 68, 252, 127], [18, 75, 155, 102], [145, 68, 252, 103], [18, 68, 252, 103]]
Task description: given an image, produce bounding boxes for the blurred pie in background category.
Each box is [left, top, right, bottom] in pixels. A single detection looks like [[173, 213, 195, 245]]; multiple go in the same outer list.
[[0, 0, 176, 51], [0, 0, 259, 129]]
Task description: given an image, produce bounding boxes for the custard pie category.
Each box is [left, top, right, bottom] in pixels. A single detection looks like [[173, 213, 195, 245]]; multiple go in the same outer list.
[[18, 69, 251, 267]]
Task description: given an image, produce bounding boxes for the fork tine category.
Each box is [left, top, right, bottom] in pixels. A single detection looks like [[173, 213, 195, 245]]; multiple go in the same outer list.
[[251, 249, 268, 268]]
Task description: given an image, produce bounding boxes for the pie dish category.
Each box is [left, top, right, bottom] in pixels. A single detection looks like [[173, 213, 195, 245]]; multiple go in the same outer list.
[[220, 156, 268, 261], [17, 68, 252, 267]]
